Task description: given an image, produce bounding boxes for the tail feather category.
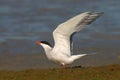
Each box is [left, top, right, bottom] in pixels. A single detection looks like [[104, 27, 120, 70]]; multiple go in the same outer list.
[[71, 53, 98, 61], [71, 54, 87, 61]]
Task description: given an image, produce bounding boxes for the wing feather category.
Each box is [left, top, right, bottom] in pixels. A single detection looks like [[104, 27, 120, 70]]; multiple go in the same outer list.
[[53, 12, 103, 56]]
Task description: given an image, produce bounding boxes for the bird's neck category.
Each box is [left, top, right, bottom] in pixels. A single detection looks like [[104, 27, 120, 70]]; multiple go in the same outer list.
[[41, 44, 52, 54]]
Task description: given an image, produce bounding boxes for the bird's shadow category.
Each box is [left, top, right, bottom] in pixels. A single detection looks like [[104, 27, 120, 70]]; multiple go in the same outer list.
[[66, 65, 85, 69]]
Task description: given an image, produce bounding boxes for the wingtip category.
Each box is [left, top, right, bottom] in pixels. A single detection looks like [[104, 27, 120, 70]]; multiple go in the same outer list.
[[96, 12, 104, 15], [90, 12, 104, 16]]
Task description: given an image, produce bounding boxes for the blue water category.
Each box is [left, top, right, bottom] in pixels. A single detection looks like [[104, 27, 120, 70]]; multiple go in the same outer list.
[[0, 0, 120, 69]]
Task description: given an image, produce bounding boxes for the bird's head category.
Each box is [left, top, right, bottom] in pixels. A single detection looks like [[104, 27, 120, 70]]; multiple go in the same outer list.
[[35, 41, 52, 52]]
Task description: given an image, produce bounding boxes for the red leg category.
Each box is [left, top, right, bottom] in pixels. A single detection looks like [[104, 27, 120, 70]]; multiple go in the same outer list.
[[60, 64, 66, 69]]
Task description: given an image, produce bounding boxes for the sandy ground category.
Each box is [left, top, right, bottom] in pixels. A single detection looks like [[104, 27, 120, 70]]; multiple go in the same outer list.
[[0, 64, 120, 80]]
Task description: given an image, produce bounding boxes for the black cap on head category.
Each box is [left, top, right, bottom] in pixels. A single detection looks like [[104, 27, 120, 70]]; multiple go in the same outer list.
[[40, 41, 51, 47]]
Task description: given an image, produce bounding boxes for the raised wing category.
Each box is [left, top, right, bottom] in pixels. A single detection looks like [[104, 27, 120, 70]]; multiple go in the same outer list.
[[53, 12, 103, 56]]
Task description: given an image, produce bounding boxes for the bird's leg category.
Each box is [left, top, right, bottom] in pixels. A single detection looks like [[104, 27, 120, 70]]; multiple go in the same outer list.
[[60, 63, 66, 69]]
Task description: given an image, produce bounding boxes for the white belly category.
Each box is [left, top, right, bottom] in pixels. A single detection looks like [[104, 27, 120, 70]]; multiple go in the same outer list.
[[46, 52, 73, 65]]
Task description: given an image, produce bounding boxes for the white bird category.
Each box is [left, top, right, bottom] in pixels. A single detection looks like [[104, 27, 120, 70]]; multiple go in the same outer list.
[[35, 12, 103, 68]]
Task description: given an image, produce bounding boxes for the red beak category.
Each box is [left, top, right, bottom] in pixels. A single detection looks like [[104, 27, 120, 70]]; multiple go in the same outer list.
[[35, 41, 41, 45]]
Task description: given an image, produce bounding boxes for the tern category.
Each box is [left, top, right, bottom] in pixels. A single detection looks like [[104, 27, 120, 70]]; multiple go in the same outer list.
[[35, 12, 103, 67]]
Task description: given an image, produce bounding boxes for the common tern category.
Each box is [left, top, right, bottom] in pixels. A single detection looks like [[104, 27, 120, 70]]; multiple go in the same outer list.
[[35, 12, 103, 67]]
